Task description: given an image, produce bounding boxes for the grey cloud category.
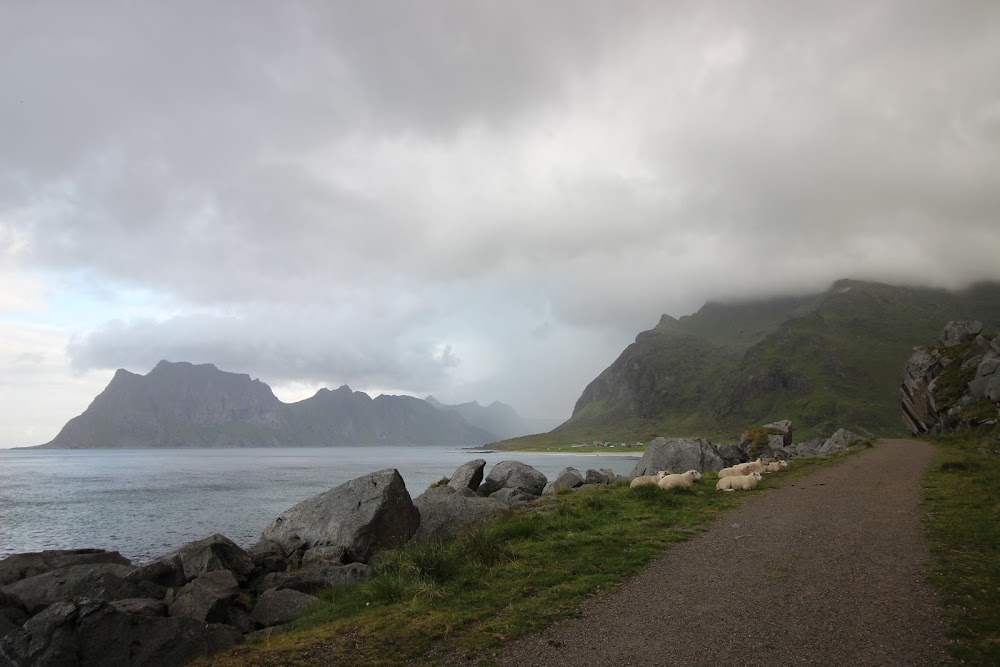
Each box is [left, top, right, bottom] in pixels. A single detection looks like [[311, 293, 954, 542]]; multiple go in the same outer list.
[[4, 0, 1000, 426]]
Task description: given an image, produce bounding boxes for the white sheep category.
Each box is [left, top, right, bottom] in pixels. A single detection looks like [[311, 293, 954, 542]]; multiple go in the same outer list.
[[630, 470, 670, 488], [764, 460, 789, 473], [743, 458, 766, 474], [715, 471, 763, 491], [657, 470, 702, 490], [718, 462, 752, 478]]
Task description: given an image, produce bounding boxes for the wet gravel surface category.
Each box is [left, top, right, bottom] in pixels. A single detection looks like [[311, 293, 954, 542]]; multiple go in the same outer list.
[[496, 439, 950, 666]]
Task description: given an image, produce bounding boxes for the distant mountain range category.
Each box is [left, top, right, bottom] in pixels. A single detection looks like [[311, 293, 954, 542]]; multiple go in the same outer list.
[[34, 361, 539, 448], [504, 279, 1000, 446]]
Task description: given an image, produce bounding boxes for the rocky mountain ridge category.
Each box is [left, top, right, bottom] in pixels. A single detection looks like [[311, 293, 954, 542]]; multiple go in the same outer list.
[[553, 279, 1000, 442], [36, 361, 511, 448], [901, 320, 1000, 434]]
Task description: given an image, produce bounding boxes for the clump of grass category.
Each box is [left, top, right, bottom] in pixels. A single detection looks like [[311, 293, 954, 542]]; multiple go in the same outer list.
[[743, 425, 785, 458], [458, 524, 512, 566], [428, 476, 451, 489], [923, 428, 1000, 665]]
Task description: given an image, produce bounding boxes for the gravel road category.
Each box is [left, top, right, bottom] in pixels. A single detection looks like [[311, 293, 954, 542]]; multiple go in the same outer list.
[[496, 439, 950, 666]]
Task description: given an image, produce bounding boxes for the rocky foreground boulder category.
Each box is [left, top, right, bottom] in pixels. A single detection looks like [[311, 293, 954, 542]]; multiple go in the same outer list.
[[411, 486, 507, 542], [478, 461, 547, 497], [902, 321, 1000, 434], [631, 437, 726, 477], [258, 468, 420, 565]]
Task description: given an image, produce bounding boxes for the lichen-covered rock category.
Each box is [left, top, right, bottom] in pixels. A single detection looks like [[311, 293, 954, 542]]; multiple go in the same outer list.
[[447, 459, 486, 492], [478, 461, 547, 496], [630, 437, 725, 476], [260, 469, 420, 565]]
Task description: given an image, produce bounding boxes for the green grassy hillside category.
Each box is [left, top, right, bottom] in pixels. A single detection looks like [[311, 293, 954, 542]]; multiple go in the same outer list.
[[498, 280, 1000, 449]]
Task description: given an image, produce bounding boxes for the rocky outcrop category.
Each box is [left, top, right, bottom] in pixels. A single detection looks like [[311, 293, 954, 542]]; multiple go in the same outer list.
[[478, 461, 547, 497], [259, 468, 420, 565], [817, 429, 868, 456], [0, 599, 241, 667], [0, 550, 131, 588], [1, 564, 144, 616], [253, 562, 371, 595], [128, 534, 254, 588], [901, 323, 1000, 434], [630, 437, 725, 477]]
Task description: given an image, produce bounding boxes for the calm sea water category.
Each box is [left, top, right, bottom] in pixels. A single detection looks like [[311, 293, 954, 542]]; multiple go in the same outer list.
[[0, 446, 639, 563]]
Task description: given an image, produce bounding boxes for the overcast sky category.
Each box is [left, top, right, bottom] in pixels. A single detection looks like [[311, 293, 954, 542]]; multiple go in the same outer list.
[[2, 1, 1000, 448]]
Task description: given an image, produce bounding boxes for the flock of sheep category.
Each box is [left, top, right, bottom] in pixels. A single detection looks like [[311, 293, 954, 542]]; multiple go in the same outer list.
[[629, 458, 789, 492]]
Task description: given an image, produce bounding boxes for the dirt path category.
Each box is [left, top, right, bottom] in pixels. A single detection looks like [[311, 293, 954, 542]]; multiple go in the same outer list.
[[496, 439, 950, 666]]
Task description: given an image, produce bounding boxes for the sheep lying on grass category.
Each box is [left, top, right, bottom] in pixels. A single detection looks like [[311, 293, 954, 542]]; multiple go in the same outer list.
[[657, 470, 702, 490], [630, 470, 669, 488], [764, 460, 789, 473], [715, 471, 763, 491], [718, 459, 763, 478]]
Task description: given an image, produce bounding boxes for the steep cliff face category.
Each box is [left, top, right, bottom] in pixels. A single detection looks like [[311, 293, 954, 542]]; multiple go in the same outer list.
[[38, 361, 494, 448], [560, 280, 1000, 440], [901, 321, 1000, 434]]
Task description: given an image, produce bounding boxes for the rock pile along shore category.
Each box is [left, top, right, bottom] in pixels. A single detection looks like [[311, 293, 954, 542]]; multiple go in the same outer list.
[[0, 423, 865, 667]]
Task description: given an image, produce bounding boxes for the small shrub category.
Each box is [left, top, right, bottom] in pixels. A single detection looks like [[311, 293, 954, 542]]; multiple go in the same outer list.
[[744, 426, 784, 458], [428, 476, 451, 490]]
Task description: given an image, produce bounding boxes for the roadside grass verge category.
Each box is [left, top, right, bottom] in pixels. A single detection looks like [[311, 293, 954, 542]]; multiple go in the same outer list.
[[201, 456, 839, 667], [922, 428, 1000, 666]]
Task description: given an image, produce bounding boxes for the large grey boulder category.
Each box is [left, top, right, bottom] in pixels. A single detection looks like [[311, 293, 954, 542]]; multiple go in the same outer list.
[[478, 461, 547, 496], [489, 488, 537, 506], [0, 615, 18, 640], [940, 320, 983, 347], [551, 467, 585, 491], [901, 346, 944, 434], [818, 428, 866, 456], [630, 437, 725, 476], [411, 486, 507, 542], [253, 562, 371, 595], [584, 469, 618, 485], [716, 444, 747, 467], [0, 550, 131, 588], [127, 534, 254, 588], [791, 438, 824, 457], [0, 599, 241, 667], [447, 459, 486, 492], [764, 420, 793, 447], [968, 354, 1000, 402], [1, 564, 141, 616], [168, 570, 240, 625], [250, 588, 319, 629], [259, 469, 420, 565]]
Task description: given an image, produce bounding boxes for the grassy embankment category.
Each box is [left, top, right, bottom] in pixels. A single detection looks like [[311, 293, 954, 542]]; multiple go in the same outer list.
[[922, 427, 1000, 666], [201, 456, 841, 667]]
